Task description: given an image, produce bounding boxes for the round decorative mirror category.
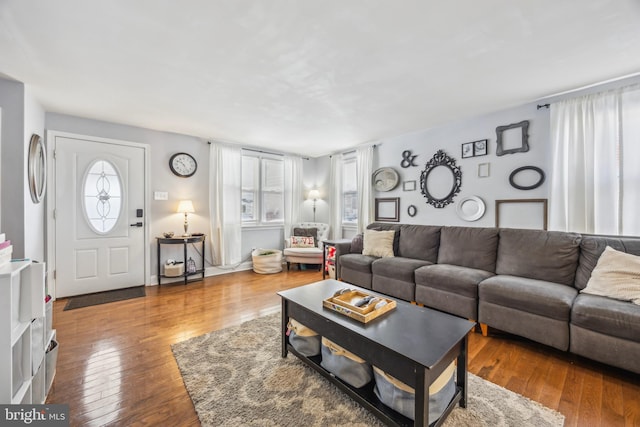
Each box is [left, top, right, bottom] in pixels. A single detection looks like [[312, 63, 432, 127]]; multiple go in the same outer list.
[[419, 150, 462, 208], [28, 134, 47, 204]]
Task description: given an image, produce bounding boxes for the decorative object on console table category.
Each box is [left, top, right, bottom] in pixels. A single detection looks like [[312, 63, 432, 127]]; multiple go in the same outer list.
[[177, 200, 195, 237], [156, 235, 206, 285]]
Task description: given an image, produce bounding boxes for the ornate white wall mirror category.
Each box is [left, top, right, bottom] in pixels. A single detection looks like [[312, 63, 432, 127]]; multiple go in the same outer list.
[[28, 133, 47, 203]]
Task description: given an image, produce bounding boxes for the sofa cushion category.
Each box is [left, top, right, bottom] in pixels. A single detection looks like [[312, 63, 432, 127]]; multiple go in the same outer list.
[[437, 226, 498, 272], [339, 254, 378, 274], [363, 229, 395, 257], [581, 246, 640, 304], [479, 275, 577, 321], [572, 293, 640, 342], [495, 228, 581, 286], [415, 264, 493, 299], [397, 224, 441, 262], [367, 223, 402, 255], [372, 257, 432, 283], [575, 234, 640, 290], [350, 233, 364, 254]]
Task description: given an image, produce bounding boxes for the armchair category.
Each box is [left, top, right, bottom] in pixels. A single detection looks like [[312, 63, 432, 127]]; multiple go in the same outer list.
[[284, 222, 330, 271]]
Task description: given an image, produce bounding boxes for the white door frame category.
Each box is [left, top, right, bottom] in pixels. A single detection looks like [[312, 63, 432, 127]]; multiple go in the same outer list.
[[46, 130, 151, 300]]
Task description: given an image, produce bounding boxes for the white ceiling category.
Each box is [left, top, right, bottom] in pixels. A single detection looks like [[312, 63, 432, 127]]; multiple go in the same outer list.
[[1, 1, 640, 157]]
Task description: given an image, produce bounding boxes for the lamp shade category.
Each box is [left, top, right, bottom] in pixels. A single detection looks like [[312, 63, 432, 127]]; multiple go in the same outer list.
[[177, 200, 195, 213], [308, 189, 321, 201]]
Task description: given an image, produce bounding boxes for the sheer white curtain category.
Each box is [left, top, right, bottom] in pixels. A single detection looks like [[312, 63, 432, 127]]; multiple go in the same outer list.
[[356, 146, 374, 234], [283, 155, 302, 240], [549, 84, 640, 235], [329, 154, 343, 240], [208, 142, 242, 266]]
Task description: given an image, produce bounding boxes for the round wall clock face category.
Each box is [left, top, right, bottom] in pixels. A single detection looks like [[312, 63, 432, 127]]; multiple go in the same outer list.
[[169, 152, 197, 177]]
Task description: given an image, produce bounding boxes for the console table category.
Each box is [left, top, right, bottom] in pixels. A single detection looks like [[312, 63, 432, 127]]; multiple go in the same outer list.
[[322, 239, 351, 279], [156, 235, 205, 285]]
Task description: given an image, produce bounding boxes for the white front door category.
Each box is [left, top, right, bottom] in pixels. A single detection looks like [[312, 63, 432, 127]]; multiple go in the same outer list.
[[54, 135, 147, 298]]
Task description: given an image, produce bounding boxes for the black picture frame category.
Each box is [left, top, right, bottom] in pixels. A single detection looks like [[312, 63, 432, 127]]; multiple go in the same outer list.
[[419, 150, 462, 209], [461, 142, 474, 159], [375, 198, 400, 222], [473, 139, 488, 156]]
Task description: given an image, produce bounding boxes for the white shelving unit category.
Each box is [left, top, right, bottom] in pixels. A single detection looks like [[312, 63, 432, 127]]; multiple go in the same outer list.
[[0, 261, 55, 404]]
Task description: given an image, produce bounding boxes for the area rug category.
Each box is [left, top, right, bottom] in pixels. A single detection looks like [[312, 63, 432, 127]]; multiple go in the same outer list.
[[172, 313, 564, 427], [63, 285, 146, 310]]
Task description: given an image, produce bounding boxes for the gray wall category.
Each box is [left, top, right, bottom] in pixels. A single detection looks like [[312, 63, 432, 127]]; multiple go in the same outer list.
[[0, 78, 46, 261], [45, 113, 294, 280], [373, 102, 550, 228]]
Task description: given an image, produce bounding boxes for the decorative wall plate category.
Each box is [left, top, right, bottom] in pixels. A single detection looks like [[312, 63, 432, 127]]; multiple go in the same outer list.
[[456, 196, 485, 221], [372, 167, 399, 192]]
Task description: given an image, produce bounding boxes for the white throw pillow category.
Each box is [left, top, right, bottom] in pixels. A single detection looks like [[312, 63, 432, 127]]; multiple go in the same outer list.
[[581, 246, 640, 305], [362, 229, 395, 258], [290, 236, 315, 248]]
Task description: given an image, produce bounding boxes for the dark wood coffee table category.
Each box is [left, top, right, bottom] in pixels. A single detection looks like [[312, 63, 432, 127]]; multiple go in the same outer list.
[[278, 279, 475, 427]]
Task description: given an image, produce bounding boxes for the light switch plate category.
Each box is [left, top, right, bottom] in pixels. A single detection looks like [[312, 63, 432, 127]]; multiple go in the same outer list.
[[154, 191, 169, 200]]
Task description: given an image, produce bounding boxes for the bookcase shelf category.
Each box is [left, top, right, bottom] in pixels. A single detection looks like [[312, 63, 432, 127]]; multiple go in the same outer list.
[[1, 261, 54, 404]]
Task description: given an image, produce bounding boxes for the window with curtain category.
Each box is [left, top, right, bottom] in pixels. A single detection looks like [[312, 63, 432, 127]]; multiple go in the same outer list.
[[241, 153, 284, 226], [342, 156, 358, 224], [549, 84, 640, 236]]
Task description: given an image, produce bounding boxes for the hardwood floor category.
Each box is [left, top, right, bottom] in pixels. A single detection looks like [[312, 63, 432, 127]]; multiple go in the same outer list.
[[47, 270, 640, 426]]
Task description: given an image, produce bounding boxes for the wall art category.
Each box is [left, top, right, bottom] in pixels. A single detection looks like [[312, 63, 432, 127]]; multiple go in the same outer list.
[[407, 205, 417, 217], [400, 150, 418, 168], [372, 167, 400, 192], [509, 166, 545, 190], [403, 180, 416, 191], [495, 198, 548, 230], [419, 150, 462, 208], [478, 163, 490, 178], [496, 120, 530, 156], [375, 198, 400, 222], [461, 139, 488, 159]]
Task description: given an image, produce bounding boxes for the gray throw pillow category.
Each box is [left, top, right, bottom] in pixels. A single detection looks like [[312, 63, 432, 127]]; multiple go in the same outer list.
[[351, 234, 364, 253]]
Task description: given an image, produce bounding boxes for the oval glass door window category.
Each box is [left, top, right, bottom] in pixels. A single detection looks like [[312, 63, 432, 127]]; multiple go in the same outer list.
[[83, 160, 122, 233]]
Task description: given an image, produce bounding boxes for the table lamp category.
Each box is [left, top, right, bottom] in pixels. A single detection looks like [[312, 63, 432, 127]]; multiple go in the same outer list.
[[177, 200, 195, 236]]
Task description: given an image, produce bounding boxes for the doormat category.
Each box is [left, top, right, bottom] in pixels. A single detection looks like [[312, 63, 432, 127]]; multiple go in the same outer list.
[[64, 286, 146, 310]]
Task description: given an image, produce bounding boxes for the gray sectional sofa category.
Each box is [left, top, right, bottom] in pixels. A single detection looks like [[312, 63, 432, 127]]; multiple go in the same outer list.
[[335, 223, 640, 375]]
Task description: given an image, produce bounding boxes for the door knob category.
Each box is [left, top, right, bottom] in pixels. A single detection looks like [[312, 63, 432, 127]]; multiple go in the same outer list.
[[130, 222, 143, 227]]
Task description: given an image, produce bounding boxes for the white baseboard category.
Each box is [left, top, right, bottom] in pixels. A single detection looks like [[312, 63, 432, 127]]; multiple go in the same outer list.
[[148, 261, 254, 286]]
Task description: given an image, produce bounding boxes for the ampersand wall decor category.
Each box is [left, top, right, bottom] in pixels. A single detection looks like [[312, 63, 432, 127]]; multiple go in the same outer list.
[[400, 150, 418, 168]]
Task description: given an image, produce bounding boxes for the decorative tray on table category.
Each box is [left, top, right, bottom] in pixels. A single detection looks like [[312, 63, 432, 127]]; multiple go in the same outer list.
[[323, 289, 396, 323]]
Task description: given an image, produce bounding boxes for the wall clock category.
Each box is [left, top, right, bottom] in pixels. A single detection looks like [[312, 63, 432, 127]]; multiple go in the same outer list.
[[169, 152, 197, 177], [28, 133, 47, 203]]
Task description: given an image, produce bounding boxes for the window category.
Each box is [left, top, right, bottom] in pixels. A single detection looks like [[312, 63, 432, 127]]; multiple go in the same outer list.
[[83, 159, 122, 233], [342, 156, 358, 224], [242, 153, 284, 225]]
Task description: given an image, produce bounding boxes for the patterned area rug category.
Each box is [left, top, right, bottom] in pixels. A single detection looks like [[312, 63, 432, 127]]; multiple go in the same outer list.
[[172, 313, 564, 427]]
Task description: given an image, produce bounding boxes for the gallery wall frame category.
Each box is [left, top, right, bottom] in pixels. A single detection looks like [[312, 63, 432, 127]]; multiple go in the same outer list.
[[495, 198, 548, 230], [375, 197, 400, 222], [403, 180, 416, 191], [461, 139, 488, 159], [496, 120, 530, 156]]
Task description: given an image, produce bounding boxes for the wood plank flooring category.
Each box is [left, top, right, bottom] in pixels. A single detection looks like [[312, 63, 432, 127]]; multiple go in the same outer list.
[[47, 270, 640, 426]]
